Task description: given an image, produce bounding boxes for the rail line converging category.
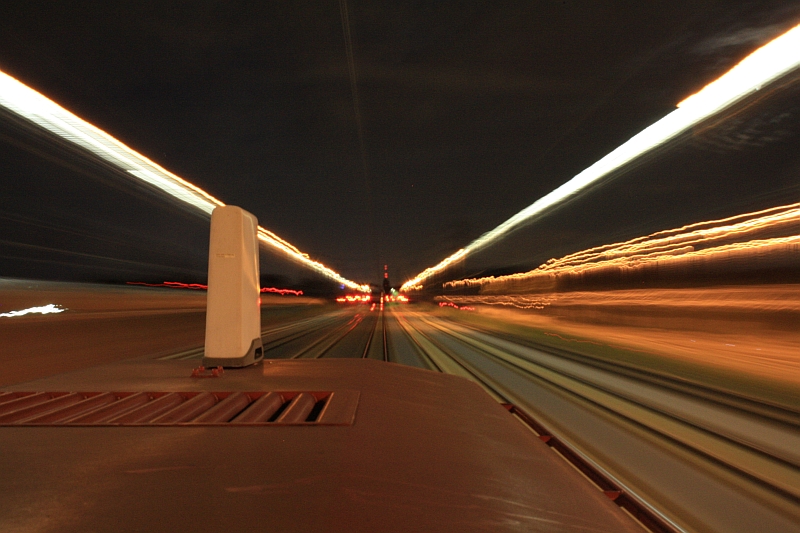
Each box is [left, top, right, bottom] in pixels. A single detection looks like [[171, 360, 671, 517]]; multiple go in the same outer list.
[[155, 304, 800, 533]]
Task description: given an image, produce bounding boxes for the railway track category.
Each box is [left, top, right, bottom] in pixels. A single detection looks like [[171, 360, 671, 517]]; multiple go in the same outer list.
[[155, 304, 800, 532], [158, 311, 350, 361], [395, 310, 800, 533], [359, 305, 388, 361], [266, 307, 386, 360]]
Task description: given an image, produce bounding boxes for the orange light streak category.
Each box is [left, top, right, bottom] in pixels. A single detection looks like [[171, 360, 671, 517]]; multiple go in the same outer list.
[[436, 285, 800, 387], [127, 281, 209, 290], [440, 285, 800, 313], [127, 281, 303, 295], [261, 287, 303, 296], [446, 202, 800, 291], [400, 249, 466, 292], [438, 302, 474, 311], [0, 70, 369, 293], [336, 294, 372, 303], [402, 24, 800, 292], [440, 295, 554, 309]]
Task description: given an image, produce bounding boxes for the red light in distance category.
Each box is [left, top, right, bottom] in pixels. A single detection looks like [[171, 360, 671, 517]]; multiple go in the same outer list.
[[127, 281, 302, 295]]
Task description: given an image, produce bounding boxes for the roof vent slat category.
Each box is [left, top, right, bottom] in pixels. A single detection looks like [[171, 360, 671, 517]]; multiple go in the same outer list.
[[110, 393, 183, 424], [67, 392, 149, 424], [230, 392, 284, 424], [191, 392, 250, 423], [275, 393, 317, 424], [0, 393, 79, 423], [152, 392, 216, 424], [0, 392, 56, 418], [25, 393, 116, 424], [0, 391, 358, 426]]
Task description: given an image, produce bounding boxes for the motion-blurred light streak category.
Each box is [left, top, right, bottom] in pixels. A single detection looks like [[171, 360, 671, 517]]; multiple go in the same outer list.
[[261, 286, 304, 296], [438, 302, 474, 311], [126, 281, 304, 296], [445, 202, 800, 292], [127, 281, 209, 290], [439, 286, 800, 313], [0, 304, 65, 318], [0, 71, 369, 293], [401, 23, 800, 292], [336, 294, 371, 303]]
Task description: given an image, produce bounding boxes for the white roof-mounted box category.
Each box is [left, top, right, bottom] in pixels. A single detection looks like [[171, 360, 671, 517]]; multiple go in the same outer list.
[[203, 206, 263, 368]]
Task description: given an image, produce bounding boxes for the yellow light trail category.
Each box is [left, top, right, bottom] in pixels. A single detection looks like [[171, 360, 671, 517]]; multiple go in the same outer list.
[[401, 23, 800, 292], [445, 202, 800, 291], [0, 71, 370, 293]]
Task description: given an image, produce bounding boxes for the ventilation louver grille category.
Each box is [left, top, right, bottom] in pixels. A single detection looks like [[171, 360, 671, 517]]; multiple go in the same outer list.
[[0, 391, 359, 426]]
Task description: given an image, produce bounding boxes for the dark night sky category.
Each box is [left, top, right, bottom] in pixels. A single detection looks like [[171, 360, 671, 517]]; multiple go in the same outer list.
[[1, 1, 799, 287]]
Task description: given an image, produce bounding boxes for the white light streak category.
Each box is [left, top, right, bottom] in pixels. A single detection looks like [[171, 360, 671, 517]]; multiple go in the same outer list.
[[0, 304, 66, 318], [0, 71, 370, 292], [401, 23, 800, 292]]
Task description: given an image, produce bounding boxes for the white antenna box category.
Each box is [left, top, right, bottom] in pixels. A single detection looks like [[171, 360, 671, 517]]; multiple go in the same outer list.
[[203, 206, 263, 367]]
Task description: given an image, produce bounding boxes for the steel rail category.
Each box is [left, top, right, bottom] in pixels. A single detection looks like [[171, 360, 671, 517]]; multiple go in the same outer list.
[[361, 310, 378, 358], [395, 313, 682, 533], [433, 317, 800, 474], [407, 313, 800, 531], [383, 310, 438, 369], [263, 314, 351, 353], [157, 311, 348, 361], [381, 307, 389, 362], [444, 317, 800, 426], [417, 315, 800, 502], [288, 314, 365, 359]]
